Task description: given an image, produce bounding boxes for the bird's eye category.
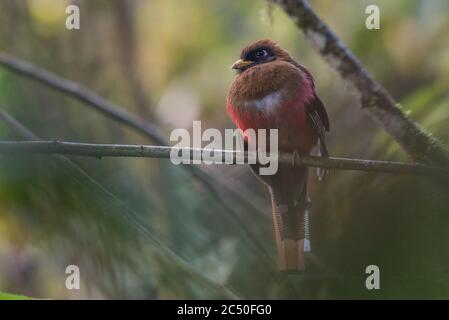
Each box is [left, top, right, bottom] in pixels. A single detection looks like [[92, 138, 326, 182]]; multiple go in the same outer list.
[[255, 49, 268, 59]]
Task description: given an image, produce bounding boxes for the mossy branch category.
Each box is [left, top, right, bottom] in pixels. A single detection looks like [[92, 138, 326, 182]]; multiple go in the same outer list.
[[273, 0, 449, 166]]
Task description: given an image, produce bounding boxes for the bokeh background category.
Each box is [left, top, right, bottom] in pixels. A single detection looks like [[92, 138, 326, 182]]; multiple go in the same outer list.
[[0, 0, 448, 299]]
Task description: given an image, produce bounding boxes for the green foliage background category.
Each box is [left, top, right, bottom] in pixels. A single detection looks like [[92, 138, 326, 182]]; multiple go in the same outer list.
[[0, 0, 448, 299]]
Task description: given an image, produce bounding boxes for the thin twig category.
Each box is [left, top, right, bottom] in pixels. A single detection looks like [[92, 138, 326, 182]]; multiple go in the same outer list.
[[273, 0, 449, 166], [0, 140, 447, 178]]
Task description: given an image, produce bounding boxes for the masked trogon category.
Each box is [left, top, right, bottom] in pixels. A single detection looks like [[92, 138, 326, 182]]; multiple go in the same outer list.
[[227, 39, 330, 272]]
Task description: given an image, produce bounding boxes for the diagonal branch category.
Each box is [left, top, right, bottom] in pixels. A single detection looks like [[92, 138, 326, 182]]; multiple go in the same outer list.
[[0, 53, 167, 144], [273, 0, 449, 166], [0, 140, 447, 179]]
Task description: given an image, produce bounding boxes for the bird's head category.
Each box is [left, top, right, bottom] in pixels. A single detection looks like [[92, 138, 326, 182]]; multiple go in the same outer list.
[[231, 39, 296, 73]]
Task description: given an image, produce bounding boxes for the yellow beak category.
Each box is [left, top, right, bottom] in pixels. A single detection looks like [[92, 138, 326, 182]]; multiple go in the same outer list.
[[231, 59, 253, 70]]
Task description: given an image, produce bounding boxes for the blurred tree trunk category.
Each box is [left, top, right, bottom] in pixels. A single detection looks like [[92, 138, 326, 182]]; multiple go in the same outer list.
[[113, 0, 154, 120]]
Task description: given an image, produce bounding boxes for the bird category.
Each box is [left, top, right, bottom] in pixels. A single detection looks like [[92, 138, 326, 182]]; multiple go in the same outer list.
[[226, 39, 329, 272]]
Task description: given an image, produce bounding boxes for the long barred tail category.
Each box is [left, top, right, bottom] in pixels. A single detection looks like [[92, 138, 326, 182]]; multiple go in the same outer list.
[[249, 162, 310, 272], [270, 191, 310, 272]]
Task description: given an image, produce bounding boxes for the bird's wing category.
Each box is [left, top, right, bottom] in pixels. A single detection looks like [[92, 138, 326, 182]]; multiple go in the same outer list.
[[296, 64, 330, 179], [306, 96, 330, 181], [296, 64, 330, 132], [306, 96, 329, 152]]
